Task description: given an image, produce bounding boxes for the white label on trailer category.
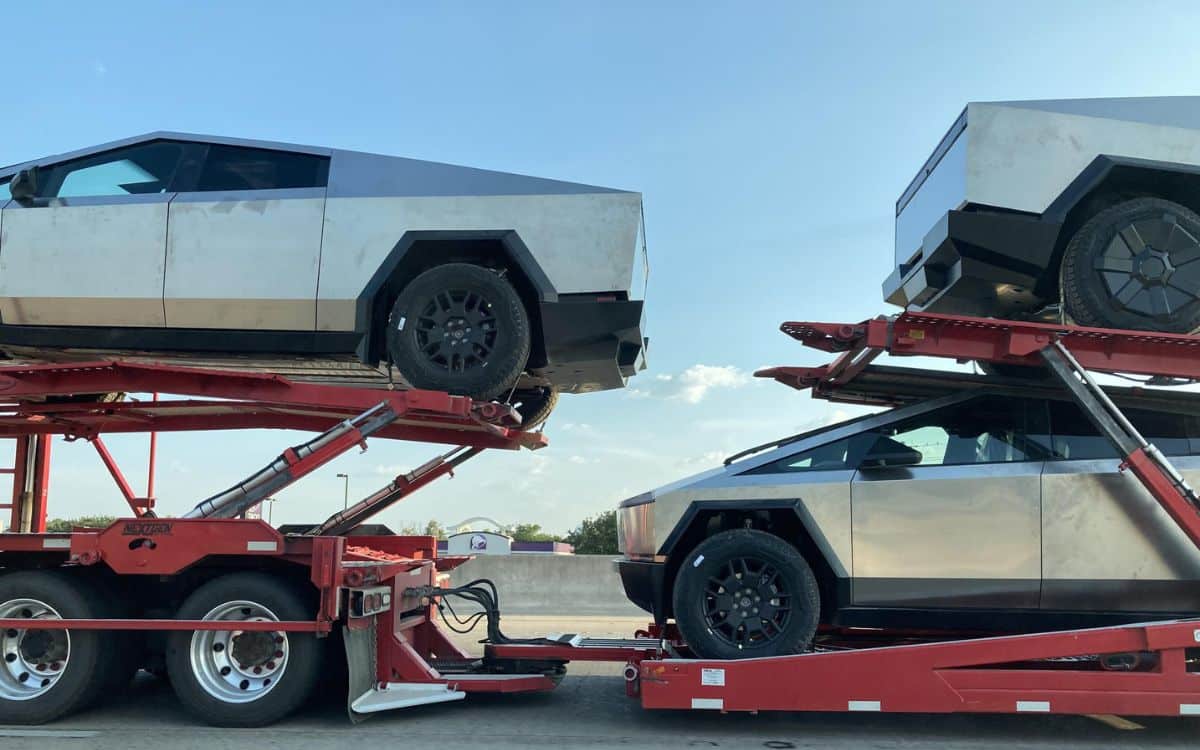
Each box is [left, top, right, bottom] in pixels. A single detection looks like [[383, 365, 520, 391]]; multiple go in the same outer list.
[[691, 698, 724, 710], [848, 700, 881, 712], [246, 541, 278, 552], [701, 668, 725, 687], [1016, 701, 1050, 712], [1180, 704, 1200, 715], [41, 538, 70, 549], [1193, 629, 1200, 643]]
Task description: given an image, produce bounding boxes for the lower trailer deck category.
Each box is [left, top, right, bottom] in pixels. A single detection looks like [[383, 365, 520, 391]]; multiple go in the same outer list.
[[7, 313, 1200, 726]]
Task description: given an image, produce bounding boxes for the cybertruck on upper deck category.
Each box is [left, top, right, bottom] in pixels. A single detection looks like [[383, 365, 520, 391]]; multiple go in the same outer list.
[[0, 133, 647, 424], [884, 97, 1200, 334]]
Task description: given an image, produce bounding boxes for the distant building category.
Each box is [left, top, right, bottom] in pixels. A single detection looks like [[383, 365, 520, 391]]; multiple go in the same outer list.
[[438, 516, 573, 556]]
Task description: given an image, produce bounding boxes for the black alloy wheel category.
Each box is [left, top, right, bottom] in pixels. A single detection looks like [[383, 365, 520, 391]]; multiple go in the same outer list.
[[1062, 197, 1200, 333], [387, 263, 531, 400], [671, 529, 819, 660]]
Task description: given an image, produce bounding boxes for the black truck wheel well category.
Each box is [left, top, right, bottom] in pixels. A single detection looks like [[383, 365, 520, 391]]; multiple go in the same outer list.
[[362, 237, 547, 368], [1039, 162, 1200, 300], [662, 506, 841, 622]]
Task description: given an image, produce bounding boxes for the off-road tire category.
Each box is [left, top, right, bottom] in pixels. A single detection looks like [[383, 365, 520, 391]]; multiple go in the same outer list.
[[165, 573, 322, 727], [672, 529, 819, 660], [387, 263, 531, 400], [0, 571, 119, 724], [511, 386, 558, 430], [1061, 197, 1200, 333]]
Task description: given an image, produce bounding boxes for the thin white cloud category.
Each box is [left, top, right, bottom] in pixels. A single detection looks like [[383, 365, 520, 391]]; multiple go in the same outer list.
[[677, 450, 727, 467], [93, 61, 108, 76], [654, 374, 674, 381], [674, 364, 751, 404], [624, 388, 652, 399]]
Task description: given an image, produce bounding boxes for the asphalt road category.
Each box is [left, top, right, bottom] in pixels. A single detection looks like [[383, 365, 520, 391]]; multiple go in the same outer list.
[[2, 616, 1197, 749]]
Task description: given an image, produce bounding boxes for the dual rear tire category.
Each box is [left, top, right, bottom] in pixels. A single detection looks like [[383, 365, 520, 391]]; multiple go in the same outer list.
[[0, 571, 123, 725], [0, 571, 322, 727], [166, 573, 322, 727]]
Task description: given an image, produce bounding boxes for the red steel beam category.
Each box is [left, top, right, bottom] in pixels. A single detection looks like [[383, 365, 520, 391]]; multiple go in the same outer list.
[[0, 618, 331, 632], [91, 436, 152, 516], [0, 401, 545, 450], [0, 361, 464, 414], [638, 619, 1200, 715], [780, 312, 1200, 379]]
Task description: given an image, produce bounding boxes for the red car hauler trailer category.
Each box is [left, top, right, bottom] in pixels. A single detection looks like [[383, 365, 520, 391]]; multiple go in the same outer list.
[[7, 313, 1200, 727]]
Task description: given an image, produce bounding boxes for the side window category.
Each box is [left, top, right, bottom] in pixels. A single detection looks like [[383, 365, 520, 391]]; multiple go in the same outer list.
[[744, 434, 875, 475], [1047, 401, 1195, 460], [38, 141, 185, 198], [195, 145, 328, 192], [864, 396, 1042, 467]]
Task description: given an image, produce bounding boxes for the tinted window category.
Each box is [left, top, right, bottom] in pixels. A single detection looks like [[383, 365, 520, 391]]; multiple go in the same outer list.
[[195, 145, 328, 191], [746, 434, 875, 474], [1046, 400, 1195, 460], [865, 396, 1042, 466], [38, 142, 185, 198]]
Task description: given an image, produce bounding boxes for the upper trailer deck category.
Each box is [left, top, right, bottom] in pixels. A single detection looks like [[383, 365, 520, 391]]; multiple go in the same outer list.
[[774, 311, 1200, 380], [759, 361, 1200, 411], [0, 360, 545, 450]]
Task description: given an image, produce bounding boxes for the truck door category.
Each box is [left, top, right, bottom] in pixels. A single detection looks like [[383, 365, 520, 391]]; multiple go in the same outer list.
[[163, 143, 328, 331], [850, 395, 1044, 608], [0, 141, 188, 327], [1040, 399, 1200, 612]]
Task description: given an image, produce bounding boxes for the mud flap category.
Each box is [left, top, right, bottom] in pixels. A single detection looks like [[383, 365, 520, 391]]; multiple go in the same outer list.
[[344, 620, 378, 724]]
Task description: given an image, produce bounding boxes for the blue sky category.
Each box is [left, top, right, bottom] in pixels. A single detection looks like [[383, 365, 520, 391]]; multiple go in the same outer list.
[[2, 0, 1198, 532]]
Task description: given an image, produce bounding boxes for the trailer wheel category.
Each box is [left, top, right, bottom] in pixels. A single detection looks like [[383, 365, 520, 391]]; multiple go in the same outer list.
[[166, 573, 321, 727], [0, 571, 114, 724], [387, 263, 531, 400], [672, 530, 819, 660], [1061, 197, 1200, 333]]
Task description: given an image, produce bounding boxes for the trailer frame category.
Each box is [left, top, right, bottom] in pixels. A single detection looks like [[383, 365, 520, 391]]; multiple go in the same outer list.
[[11, 313, 1200, 725]]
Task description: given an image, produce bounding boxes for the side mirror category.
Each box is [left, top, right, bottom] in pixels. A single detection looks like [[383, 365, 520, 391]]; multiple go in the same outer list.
[[859, 436, 923, 469], [8, 167, 38, 201]]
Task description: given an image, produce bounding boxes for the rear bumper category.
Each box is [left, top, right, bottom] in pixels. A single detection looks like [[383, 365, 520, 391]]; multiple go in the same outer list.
[[883, 209, 1063, 315], [537, 297, 646, 394], [616, 559, 669, 622]]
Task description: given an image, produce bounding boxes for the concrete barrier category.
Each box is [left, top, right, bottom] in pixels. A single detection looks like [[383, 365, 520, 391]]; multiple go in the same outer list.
[[446, 555, 646, 616]]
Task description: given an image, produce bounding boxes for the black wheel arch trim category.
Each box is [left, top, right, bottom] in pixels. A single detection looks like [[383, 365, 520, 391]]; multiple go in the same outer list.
[[650, 499, 850, 622], [1042, 154, 1200, 225], [352, 229, 557, 363], [657, 499, 848, 578]]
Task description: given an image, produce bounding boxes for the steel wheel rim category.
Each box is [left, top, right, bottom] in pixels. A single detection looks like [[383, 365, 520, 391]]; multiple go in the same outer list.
[[0, 598, 70, 701], [701, 557, 792, 649], [189, 600, 288, 703], [413, 288, 499, 374], [1095, 213, 1200, 318]]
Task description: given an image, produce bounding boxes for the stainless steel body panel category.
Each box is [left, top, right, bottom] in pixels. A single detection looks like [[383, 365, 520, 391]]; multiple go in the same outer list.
[[618, 499, 655, 558], [315, 193, 643, 331], [1041, 456, 1200, 610], [892, 97, 1200, 278], [692, 470, 854, 577], [0, 195, 171, 326], [164, 189, 325, 330], [850, 462, 1042, 607]]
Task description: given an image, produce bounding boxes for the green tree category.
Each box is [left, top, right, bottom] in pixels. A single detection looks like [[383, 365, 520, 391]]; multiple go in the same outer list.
[[423, 519, 447, 539], [45, 516, 117, 532], [504, 522, 560, 543], [565, 510, 618, 555]]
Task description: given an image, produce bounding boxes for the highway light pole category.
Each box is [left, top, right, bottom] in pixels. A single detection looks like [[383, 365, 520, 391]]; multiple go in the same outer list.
[[337, 473, 350, 509]]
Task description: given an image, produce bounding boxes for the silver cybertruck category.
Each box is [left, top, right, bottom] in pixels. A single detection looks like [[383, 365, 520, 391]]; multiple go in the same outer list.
[[884, 97, 1200, 334], [0, 134, 648, 424]]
